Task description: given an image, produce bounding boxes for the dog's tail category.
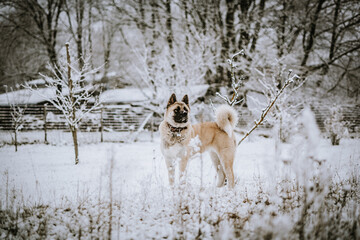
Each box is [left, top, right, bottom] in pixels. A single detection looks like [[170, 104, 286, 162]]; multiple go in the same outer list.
[[215, 105, 238, 137]]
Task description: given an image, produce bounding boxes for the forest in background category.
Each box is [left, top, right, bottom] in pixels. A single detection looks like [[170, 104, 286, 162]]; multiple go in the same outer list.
[[0, 0, 359, 104]]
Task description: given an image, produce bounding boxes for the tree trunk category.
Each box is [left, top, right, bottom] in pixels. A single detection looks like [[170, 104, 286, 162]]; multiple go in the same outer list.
[[48, 48, 62, 94], [329, 0, 340, 61], [331, 134, 340, 146], [165, 0, 173, 53], [138, 0, 146, 36], [238, 0, 252, 50], [100, 105, 104, 143], [250, 0, 266, 53], [44, 104, 48, 144], [75, 0, 85, 78], [277, 0, 287, 57], [224, 0, 235, 56], [183, 0, 190, 49], [88, 0, 93, 68], [14, 128, 18, 152], [102, 23, 115, 79], [301, 0, 326, 66], [219, 0, 235, 86], [66, 43, 80, 165], [103, 31, 114, 78], [71, 127, 79, 164], [165, 0, 176, 81]]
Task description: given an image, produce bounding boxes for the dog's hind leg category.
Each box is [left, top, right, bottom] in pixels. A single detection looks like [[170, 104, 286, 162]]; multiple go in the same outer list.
[[210, 151, 226, 187], [218, 149, 235, 188]]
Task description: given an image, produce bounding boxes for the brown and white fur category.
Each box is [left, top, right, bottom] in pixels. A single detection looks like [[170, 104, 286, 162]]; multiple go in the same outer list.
[[159, 93, 238, 188]]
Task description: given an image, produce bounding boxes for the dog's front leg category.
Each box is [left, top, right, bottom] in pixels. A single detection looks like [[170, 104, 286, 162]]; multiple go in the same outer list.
[[165, 157, 175, 186], [179, 150, 190, 185]]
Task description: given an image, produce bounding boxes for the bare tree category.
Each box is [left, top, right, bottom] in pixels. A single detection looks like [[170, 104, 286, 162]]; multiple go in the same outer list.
[[25, 43, 101, 164]]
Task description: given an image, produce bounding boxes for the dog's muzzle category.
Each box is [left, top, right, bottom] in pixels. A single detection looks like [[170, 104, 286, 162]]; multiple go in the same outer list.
[[174, 112, 188, 123]]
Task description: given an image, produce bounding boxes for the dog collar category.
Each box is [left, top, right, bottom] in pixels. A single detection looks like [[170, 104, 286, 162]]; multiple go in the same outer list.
[[167, 122, 187, 133]]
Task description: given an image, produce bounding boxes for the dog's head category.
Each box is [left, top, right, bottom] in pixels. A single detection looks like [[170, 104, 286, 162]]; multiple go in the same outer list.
[[165, 93, 190, 126]]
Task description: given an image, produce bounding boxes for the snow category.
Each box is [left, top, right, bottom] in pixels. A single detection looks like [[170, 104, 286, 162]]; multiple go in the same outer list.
[[0, 85, 209, 105], [0, 88, 57, 105], [27, 79, 46, 86], [0, 131, 359, 239]]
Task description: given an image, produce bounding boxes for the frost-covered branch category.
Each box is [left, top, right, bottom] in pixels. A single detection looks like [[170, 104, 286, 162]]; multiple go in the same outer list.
[[237, 72, 300, 146]]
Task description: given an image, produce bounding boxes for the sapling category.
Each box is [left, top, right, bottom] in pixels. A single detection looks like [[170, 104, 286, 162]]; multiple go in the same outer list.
[[25, 43, 101, 164], [4, 85, 30, 152]]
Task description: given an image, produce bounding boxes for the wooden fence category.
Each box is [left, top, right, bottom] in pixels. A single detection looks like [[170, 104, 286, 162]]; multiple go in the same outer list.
[[0, 103, 359, 134], [0, 104, 154, 132]]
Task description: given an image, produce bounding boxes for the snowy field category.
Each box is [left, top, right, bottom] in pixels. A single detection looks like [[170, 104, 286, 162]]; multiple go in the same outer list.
[[0, 130, 359, 239]]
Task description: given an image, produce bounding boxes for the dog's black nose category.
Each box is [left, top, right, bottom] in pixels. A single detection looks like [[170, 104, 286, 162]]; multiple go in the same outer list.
[[174, 111, 188, 123]]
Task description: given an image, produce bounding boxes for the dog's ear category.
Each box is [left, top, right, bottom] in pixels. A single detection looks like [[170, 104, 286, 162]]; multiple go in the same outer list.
[[182, 95, 189, 107], [167, 93, 177, 108]]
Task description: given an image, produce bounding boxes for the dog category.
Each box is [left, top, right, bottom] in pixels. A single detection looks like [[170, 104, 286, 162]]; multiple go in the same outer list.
[[159, 93, 238, 188]]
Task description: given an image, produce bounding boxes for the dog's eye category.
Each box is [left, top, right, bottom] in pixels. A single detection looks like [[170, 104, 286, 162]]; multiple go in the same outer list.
[[174, 107, 180, 113]]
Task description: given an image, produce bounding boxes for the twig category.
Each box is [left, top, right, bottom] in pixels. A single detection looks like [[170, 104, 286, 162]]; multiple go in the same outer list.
[[216, 50, 245, 106]]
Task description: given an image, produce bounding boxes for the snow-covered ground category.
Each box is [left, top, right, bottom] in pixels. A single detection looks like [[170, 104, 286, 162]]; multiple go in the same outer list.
[[0, 130, 359, 239]]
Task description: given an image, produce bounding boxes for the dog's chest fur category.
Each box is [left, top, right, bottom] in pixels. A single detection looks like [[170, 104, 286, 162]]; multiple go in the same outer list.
[[162, 142, 186, 160], [160, 121, 192, 158]]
